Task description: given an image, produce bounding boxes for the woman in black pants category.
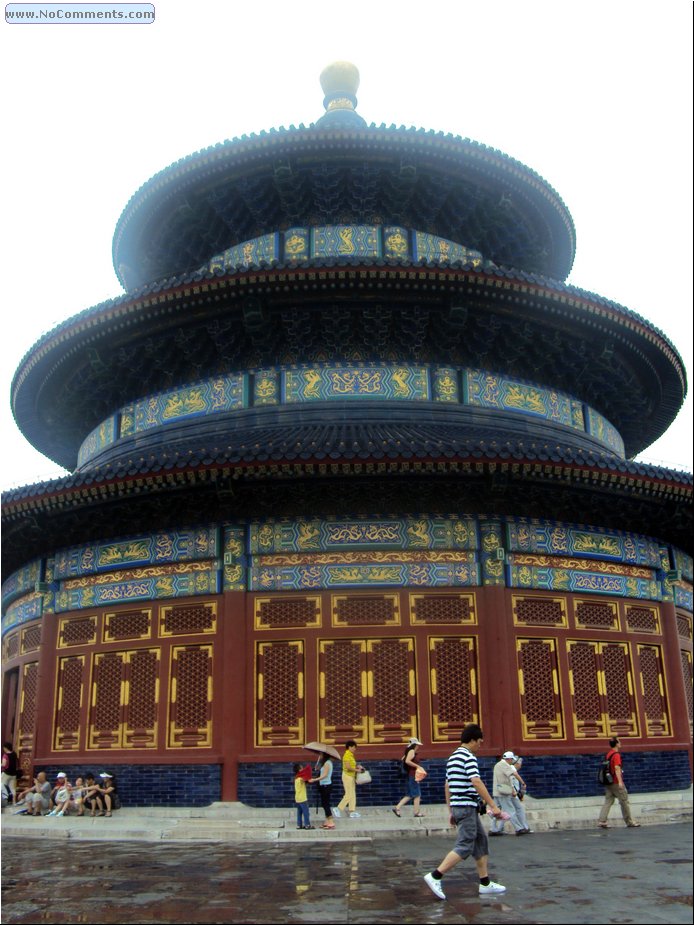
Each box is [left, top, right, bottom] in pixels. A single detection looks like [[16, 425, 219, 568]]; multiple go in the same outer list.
[[311, 753, 336, 829]]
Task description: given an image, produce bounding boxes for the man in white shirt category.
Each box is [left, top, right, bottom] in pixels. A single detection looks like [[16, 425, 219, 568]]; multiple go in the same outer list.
[[489, 751, 531, 835]]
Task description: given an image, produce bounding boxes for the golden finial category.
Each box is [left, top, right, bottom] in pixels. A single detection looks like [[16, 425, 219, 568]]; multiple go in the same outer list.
[[320, 61, 360, 112]]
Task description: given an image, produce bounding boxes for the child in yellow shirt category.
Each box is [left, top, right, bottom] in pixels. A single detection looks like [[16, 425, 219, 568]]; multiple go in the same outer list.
[[294, 763, 314, 829]]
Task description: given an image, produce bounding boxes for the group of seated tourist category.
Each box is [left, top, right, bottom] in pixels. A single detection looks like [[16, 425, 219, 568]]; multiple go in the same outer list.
[[15, 770, 119, 817]]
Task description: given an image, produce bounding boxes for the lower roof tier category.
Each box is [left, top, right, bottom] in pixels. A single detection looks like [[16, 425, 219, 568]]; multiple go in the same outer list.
[[2, 436, 691, 576], [11, 263, 687, 469]]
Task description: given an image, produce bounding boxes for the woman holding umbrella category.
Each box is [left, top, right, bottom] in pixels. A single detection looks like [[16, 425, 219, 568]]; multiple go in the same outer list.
[[311, 753, 336, 829], [304, 742, 341, 830]]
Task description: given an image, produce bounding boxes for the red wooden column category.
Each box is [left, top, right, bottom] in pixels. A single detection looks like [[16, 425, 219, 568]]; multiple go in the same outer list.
[[477, 585, 517, 754], [219, 590, 248, 801], [33, 611, 60, 763], [659, 600, 694, 773]]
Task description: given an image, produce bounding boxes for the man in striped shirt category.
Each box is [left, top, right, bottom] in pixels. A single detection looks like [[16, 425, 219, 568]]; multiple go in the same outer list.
[[424, 724, 507, 900]]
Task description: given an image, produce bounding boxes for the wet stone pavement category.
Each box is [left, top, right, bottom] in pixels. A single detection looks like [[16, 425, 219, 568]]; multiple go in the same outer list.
[[2, 823, 692, 924]]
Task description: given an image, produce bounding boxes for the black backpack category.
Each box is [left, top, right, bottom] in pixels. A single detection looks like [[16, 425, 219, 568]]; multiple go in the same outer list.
[[597, 754, 614, 786]]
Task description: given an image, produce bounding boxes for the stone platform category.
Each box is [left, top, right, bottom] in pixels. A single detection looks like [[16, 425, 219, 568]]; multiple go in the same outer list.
[[2, 788, 691, 843]]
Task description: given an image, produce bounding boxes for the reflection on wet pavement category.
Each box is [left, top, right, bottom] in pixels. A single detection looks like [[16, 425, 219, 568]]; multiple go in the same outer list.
[[1, 824, 691, 924]]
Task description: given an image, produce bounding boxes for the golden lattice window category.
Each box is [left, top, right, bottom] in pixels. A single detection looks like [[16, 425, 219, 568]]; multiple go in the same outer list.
[[161, 603, 216, 636], [55, 657, 85, 747], [5, 632, 20, 660], [59, 616, 97, 647], [172, 648, 210, 728], [370, 639, 411, 726], [255, 596, 321, 628], [680, 651, 693, 731], [625, 606, 659, 634], [261, 643, 301, 728], [513, 596, 567, 627], [638, 645, 671, 736], [569, 642, 602, 723], [677, 614, 692, 640], [430, 637, 478, 740], [93, 653, 124, 731], [256, 640, 304, 746], [410, 593, 476, 624], [104, 609, 151, 642], [333, 595, 398, 626], [517, 637, 564, 738], [21, 624, 42, 653], [128, 649, 159, 730], [19, 662, 39, 738], [603, 644, 633, 721], [575, 601, 618, 630], [323, 641, 363, 727]]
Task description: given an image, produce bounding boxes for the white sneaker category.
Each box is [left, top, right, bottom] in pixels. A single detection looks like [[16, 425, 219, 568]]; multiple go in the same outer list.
[[349, 812, 361, 818], [479, 880, 506, 895], [46, 810, 56, 816], [332, 808, 341, 818], [424, 873, 446, 900]]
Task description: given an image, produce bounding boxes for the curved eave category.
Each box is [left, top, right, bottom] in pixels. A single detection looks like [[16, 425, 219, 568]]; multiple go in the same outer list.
[[2, 444, 691, 575], [111, 124, 576, 285], [10, 262, 687, 469], [3, 441, 691, 514]]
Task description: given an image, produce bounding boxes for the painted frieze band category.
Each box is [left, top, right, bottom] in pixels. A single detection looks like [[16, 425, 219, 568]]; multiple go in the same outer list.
[[120, 375, 247, 440], [249, 559, 479, 591], [77, 363, 625, 466], [1, 559, 41, 611], [249, 517, 479, 555], [202, 225, 485, 274], [53, 527, 220, 578], [506, 560, 659, 600], [505, 518, 661, 567], [4, 518, 690, 629], [283, 365, 430, 402], [54, 562, 221, 612]]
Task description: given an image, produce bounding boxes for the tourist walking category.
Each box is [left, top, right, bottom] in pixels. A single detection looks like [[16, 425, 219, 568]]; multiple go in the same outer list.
[[423, 723, 506, 901], [597, 737, 641, 829], [334, 740, 364, 819], [393, 737, 426, 817], [489, 751, 531, 835]]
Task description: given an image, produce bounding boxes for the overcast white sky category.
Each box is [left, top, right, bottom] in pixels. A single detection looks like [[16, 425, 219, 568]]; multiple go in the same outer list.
[[1, 0, 692, 492]]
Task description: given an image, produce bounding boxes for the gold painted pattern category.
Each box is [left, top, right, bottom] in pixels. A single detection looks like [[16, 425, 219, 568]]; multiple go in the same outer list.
[[257, 551, 473, 566], [511, 554, 652, 578], [62, 561, 214, 589]]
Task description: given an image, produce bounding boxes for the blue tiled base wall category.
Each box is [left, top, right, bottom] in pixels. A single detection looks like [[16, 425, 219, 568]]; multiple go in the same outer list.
[[238, 751, 692, 808], [35, 764, 221, 807], [33, 753, 690, 808]]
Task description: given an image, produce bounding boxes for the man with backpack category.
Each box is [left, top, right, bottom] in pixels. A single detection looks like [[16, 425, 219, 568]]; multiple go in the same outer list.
[[597, 737, 641, 829]]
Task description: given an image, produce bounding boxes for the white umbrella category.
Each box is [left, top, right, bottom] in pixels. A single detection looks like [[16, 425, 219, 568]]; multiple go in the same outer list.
[[303, 741, 341, 761]]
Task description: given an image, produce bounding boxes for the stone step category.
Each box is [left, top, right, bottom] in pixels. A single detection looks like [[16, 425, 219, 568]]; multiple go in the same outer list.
[[2, 789, 690, 843]]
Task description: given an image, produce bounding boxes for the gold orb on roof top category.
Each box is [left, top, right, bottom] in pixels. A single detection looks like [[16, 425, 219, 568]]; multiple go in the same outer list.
[[319, 61, 360, 99]]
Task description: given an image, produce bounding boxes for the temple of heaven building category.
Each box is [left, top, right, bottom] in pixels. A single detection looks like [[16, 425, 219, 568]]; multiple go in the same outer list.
[[2, 63, 692, 807]]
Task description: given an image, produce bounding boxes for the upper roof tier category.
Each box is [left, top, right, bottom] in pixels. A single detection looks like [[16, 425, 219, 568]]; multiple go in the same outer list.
[[112, 63, 576, 291]]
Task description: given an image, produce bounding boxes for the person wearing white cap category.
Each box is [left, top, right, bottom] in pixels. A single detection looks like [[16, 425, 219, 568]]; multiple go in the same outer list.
[[46, 772, 71, 816], [92, 772, 118, 816], [489, 752, 531, 835], [393, 737, 426, 818]]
